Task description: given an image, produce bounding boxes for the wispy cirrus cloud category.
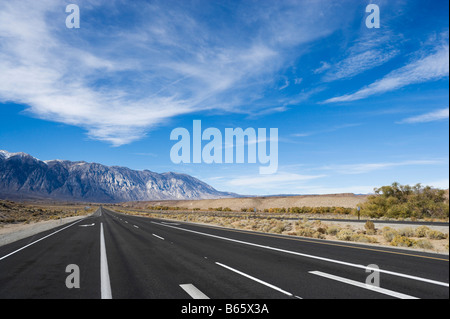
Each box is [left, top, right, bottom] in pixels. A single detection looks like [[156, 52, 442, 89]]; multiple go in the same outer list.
[[397, 108, 449, 124], [320, 31, 401, 82], [0, 0, 346, 146], [324, 43, 449, 103], [212, 171, 326, 195], [313, 61, 331, 74], [323, 48, 399, 82], [321, 159, 445, 175], [207, 158, 447, 195], [292, 123, 362, 138]]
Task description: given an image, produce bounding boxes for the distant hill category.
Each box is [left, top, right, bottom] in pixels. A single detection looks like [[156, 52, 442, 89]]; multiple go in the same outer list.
[[0, 150, 237, 203], [122, 193, 369, 210]]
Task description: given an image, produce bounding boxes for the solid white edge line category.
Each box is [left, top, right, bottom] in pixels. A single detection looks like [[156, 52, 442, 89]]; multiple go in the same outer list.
[[152, 234, 165, 240], [100, 222, 112, 299], [151, 221, 449, 288], [309, 271, 419, 299], [180, 284, 210, 299], [215, 262, 294, 297], [0, 218, 87, 261]]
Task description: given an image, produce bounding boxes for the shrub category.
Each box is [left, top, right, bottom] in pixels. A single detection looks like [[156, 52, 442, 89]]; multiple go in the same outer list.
[[364, 220, 376, 235], [391, 235, 416, 247], [364, 220, 375, 230], [269, 222, 286, 234], [351, 234, 377, 243], [312, 232, 326, 239], [426, 230, 448, 240], [288, 206, 352, 215], [296, 218, 311, 228], [296, 228, 315, 237], [326, 226, 340, 236], [358, 182, 449, 219], [414, 239, 434, 250], [397, 227, 415, 237], [382, 227, 398, 242], [414, 226, 431, 238], [337, 229, 354, 241]]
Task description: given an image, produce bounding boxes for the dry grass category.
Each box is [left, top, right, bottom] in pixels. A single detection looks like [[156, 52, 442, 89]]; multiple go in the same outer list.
[[0, 200, 96, 226], [116, 209, 449, 254]]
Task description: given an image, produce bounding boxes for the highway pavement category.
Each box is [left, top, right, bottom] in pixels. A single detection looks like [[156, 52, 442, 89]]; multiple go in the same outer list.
[[0, 207, 448, 299]]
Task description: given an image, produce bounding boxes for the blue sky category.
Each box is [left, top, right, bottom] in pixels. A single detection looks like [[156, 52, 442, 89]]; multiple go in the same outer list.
[[0, 0, 448, 196]]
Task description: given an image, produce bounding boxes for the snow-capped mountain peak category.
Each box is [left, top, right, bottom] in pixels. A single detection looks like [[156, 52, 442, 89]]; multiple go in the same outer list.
[[0, 150, 237, 202]]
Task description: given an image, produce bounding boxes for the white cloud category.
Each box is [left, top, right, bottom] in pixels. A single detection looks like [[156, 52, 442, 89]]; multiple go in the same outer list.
[[226, 172, 326, 188], [319, 29, 401, 82], [425, 178, 450, 190], [313, 61, 331, 74], [0, 0, 347, 146], [321, 160, 444, 175], [397, 108, 449, 124], [292, 123, 362, 138], [324, 49, 399, 82], [212, 171, 381, 195], [278, 78, 290, 90], [324, 44, 449, 103], [292, 184, 377, 195]]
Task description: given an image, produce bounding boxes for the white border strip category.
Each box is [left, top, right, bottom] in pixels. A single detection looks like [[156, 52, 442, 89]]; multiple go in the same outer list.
[[180, 284, 210, 299], [152, 221, 449, 288], [0, 218, 86, 261], [216, 262, 295, 297], [309, 271, 418, 299]]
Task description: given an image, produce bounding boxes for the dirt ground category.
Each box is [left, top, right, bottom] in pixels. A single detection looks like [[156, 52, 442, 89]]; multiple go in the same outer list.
[[121, 193, 369, 210]]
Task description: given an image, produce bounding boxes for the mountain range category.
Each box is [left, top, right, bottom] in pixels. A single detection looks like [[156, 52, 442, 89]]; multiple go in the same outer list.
[[0, 150, 237, 203]]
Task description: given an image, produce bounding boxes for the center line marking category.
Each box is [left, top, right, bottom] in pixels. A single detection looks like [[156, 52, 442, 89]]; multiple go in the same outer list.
[[152, 234, 165, 240], [100, 223, 112, 299], [79, 223, 95, 227]]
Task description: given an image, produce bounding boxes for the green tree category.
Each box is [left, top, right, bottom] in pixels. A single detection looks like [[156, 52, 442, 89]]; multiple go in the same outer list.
[[360, 182, 449, 219]]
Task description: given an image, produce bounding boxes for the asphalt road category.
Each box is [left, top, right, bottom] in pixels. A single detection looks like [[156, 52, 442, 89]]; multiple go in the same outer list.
[[0, 207, 448, 299]]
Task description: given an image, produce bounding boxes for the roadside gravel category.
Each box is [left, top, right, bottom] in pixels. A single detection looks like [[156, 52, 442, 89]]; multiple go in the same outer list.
[[0, 215, 88, 247]]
